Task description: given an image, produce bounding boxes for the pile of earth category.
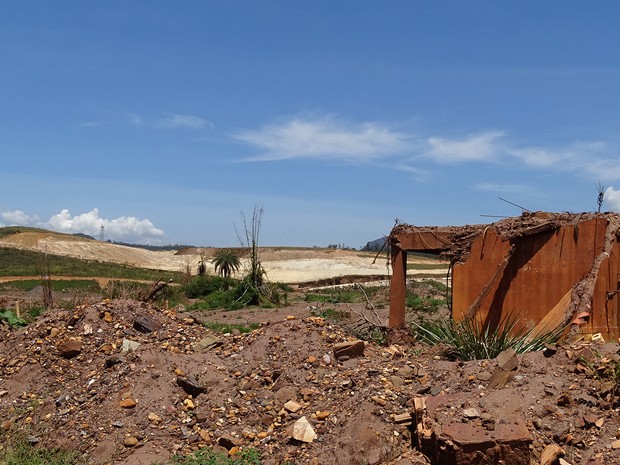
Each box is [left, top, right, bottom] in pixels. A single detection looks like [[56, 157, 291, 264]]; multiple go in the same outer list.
[[1, 299, 620, 465]]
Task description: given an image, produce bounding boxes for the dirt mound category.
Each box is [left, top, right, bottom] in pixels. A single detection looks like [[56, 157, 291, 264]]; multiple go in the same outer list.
[[2, 299, 620, 464]]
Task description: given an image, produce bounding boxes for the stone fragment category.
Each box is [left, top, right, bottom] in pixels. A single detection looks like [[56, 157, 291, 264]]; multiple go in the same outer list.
[[218, 434, 241, 450], [104, 356, 122, 369], [390, 375, 405, 388], [307, 355, 318, 364], [371, 396, 386, 406], [177, 375, 208, 397], [133, 315, 161, 333], [123, 436, 139, 447], [463, 408, 480, 419], [315, 411, 330, 420], [394, 413, 413, 424], [121, 339, 140, 353], [540, 444, 564, 465], [103, 312, 113, 323], [487, 369, 515, 390], [543, 344, 557, 357], [496, 348, 518, 371], [193, 336, 223, 353], [284, 400, 302, 413], [333, 340, 365, 359], [147, 412, 162, 423], [292, 416, 317, 443], [49, 327, 60, 338], [612, 439, 620, 449], [119, 398, 137, 409], [58, 340, 82, 359], [398, 365, 416, 379], [322, 354, 332, 364]]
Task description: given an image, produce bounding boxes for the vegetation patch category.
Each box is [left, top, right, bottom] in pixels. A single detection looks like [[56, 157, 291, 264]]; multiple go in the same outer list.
[[0, 432, 83, 465], [0, 279, 101, 292], [413, 315, 566, 361], [165, 446, 262, 465], [0, 247, 180, 281], [310, 306, 351, 322], [0, 309, 28, 327]]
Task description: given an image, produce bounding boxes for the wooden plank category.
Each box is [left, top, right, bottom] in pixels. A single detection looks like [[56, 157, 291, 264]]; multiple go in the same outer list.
[[530, 289, 572, 338]]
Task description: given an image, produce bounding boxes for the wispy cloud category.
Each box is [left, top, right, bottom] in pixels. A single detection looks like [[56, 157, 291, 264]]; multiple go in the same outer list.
[[0, 208, 164, 244], [474, 182, 533, 194], [233, 115, 620, 184], [232, 116, 412, 162], [156, 113, 213, 129], [424, 131, 506, 163], [79, 112, 212, 130]]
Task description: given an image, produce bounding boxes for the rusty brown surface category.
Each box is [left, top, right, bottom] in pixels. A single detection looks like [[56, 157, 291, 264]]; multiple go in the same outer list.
[[389, 212, 620, 339]]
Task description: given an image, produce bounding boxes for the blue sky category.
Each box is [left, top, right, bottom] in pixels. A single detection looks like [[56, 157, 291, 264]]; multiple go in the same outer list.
[[2, 1, 620, 247]]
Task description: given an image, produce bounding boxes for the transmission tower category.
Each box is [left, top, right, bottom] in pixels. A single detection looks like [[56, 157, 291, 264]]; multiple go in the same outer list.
[[100, 225, 105, 242]]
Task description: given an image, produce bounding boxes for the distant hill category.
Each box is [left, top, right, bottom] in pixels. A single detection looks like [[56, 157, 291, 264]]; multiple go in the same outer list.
[[107, 241, 194, 252], [361, 237, 387, 252]]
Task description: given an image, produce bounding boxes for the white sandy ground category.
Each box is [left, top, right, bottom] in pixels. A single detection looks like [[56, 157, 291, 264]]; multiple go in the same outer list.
[[0, 232, 447, 283]]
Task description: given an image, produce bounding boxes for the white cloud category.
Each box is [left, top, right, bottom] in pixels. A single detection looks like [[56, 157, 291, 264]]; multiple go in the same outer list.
[[0, 208, 164, 244], [1, 210, 38, 226], [604, 186, 620, 211], [233, 116, 411, 161], [424, 131, 505, 163], [157, 113, 213, 129]]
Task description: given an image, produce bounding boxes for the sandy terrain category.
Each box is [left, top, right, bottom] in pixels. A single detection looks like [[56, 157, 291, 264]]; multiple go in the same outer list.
[[0, 231, 447, 283]]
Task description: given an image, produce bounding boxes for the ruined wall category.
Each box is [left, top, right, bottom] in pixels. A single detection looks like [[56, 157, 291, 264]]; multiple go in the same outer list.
[[452, 218, 618, 338], [592, 233, 620, 339]]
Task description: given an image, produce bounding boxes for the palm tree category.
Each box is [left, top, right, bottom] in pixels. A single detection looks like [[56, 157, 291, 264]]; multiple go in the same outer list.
[[212, 249, 241, 278]]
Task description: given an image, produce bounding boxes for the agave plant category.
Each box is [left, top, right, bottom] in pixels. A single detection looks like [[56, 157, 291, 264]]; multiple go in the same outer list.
[[412, 313, 566, 361]]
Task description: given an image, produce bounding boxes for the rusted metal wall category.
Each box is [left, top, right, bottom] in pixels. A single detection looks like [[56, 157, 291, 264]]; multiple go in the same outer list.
[[592, 236, 620, 339], [451, 218, 618, 338]]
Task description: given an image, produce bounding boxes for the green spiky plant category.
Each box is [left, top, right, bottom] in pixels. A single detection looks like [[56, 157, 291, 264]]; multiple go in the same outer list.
[[412, 313, 566, 361]]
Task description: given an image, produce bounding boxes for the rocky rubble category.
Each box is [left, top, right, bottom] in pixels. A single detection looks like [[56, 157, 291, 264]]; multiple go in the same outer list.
[[1, 299, 620, 465]]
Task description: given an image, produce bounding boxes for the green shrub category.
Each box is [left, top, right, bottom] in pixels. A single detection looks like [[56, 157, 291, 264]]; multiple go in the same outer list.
[[0, 309, 27, 327], [413, 314, 566, 361], [183, 276, 235, 299]]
